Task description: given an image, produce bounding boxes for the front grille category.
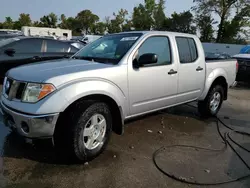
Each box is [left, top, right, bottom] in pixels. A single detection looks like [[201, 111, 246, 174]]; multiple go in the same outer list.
[[3, 78, 26, 100], [16, 82, 26, 99]]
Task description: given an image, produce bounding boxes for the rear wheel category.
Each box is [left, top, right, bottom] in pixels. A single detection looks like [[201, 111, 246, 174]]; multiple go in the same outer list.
[[198, 85, 224, 117], [54, 101, 112, 162]]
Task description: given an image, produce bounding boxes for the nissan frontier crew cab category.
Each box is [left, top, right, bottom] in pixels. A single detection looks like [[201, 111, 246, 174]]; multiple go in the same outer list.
[[0, 31, 237, 162]]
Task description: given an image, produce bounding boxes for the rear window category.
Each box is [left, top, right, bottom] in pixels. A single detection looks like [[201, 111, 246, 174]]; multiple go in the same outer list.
[[46, 40, 71, 53], [0, 38, 19, 48], [8, 38, 43, 53], [176, 37, 198, 63]]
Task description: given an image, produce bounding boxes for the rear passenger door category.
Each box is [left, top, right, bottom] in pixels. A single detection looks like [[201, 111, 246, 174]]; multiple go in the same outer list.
[[175, 37, 205, 103], [42, 40, 73, 61]]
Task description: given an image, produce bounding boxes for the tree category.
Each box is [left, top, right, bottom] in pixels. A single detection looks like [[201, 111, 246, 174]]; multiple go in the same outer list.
[[57, 15, 81, 35], [40, 13, 58, 28], [66, 17, 82, 35], [132, 0, 156, 30], [58, 14, 67, 29], [193, 0, 250, 42], [91, 22, 106, 35], [163, 11, 196, 34], [106, 9, 130, 33], [33, 21, 42, 27], [76, 10, 99, 34], [2, 17, 14, 29], [196, 14, 215, 42], [221, 5, 250, 44], [18, 13, 32, 27], [60, 14, 66, 22], [122, 19, 133, 31], [153, 0, 166, 30], [13, 13, 32, 30]]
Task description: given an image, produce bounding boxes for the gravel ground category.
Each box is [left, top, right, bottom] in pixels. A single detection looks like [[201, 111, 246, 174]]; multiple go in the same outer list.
[[0, 84, 250, 188]]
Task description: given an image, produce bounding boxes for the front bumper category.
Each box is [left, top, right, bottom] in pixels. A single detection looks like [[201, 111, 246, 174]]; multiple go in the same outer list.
[[0, 101, 59, 138]]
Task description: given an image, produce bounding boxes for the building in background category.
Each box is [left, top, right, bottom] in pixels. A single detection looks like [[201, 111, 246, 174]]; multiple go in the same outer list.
[[21, 26, 72, 40]]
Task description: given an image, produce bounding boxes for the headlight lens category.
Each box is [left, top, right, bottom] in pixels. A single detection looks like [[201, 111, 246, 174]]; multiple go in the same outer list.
[[22, 83, 55, 103]]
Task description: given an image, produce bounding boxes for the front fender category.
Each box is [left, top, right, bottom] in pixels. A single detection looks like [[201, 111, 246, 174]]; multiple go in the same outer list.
[[1, 80, 128, 117], [198, 68, 228, 101], [36, 80, 128, 116]]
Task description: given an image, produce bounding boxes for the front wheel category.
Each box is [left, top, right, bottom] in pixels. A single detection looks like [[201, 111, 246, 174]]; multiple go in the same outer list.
[[198, 85, 224, 117], [54, 101, 112, 162]]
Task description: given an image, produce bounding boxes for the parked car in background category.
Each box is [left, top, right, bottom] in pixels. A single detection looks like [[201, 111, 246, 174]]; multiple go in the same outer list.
[[71, 35, 103, 44], [0, 37, 81, 80], [205, 52, 231, 60], [233, 53, 250, 82], [63, 40, 85, 50], [0, 33, 24, 41], [239, 45, 250, 54], [0, 31, 237, 162]]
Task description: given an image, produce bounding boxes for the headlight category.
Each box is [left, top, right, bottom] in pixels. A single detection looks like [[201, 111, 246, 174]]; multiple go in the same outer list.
[[22, 83, 55, 103]]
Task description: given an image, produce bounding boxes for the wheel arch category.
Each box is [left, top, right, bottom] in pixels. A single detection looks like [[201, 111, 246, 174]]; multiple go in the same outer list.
[[56, 94, 124, 135], [199, 68, 228, 101], [210, 76, 228, 100]]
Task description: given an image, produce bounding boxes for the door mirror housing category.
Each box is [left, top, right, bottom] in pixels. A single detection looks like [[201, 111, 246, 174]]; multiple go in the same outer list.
[[4, 48, 15, 56], [133, 53, 158, 68]]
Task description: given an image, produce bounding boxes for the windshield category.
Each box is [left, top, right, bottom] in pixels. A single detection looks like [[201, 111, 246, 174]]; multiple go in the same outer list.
[[72, 33, 143, 64], [0, 38, 19, 48]]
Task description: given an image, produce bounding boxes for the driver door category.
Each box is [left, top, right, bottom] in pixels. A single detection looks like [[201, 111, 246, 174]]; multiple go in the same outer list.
[[128, 35, 178, 116]]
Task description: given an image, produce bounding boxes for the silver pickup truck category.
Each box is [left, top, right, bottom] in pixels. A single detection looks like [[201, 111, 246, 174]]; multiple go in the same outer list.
[[0, 31, 237, 161]]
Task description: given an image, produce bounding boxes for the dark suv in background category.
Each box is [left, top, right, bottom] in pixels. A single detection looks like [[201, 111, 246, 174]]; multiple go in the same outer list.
[[0, 37, 84, 81]]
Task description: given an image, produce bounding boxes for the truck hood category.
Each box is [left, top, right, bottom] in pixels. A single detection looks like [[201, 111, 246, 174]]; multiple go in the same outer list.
[[7, 59, 115, 86]]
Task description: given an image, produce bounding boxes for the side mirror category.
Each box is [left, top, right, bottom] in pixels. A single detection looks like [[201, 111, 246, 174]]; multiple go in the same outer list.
[[134, 53, 157, 68], [4, 48, 15, 56]]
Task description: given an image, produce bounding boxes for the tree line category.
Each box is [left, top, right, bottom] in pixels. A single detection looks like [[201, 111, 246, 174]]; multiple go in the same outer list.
[[0, 0, 249, 44]]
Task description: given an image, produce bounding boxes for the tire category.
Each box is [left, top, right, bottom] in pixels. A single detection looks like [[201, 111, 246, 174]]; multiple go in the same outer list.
[[198, 85, 224, 117], [54, 100, 112, 162]]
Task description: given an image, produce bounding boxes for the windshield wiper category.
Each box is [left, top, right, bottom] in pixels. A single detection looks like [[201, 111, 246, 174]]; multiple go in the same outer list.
[[72, 56, 95, 61], [72, 56, 117, 64]]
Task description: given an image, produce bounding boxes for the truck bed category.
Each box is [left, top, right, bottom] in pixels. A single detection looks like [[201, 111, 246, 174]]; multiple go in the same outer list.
[[206, 59, 237, 87]]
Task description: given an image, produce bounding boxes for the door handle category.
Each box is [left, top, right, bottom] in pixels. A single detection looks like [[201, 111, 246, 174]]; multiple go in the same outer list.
[[168, 69, 178, 75], [196, 66, 203, 71]]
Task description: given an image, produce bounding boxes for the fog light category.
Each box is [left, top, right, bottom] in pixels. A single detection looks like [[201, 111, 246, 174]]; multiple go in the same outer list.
[[21, 122, 30, 134]]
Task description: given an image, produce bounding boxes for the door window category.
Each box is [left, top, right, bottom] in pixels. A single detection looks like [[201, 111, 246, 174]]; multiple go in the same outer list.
[[138, 36, 171, 66], [8, 39, 43, 53], [45, 40, 70, 53], [176, 37, 198, 63]]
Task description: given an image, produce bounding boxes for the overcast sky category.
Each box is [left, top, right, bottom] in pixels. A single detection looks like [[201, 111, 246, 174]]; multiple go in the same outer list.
[[0, 0, 194, 22]]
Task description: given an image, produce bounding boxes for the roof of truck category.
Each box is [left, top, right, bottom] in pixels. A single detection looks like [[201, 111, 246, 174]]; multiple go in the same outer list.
[[113, 30, 197, 38]]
